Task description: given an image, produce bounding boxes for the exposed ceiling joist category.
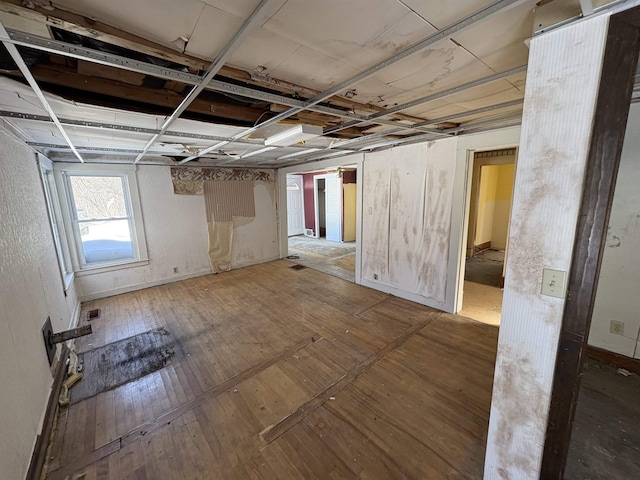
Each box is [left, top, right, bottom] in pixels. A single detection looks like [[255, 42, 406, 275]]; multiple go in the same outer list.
[[178, 0, 530, 164], [133, 0, 278, 163]]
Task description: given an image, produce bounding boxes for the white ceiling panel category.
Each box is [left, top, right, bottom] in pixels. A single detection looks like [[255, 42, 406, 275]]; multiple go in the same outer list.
[[372, 40, 493, 91], [327, 12, 437, 72], [184, 4, 244, 60], [269, 45, 358, 91], [451, 1, 535, 71], [53, 0, 206, 50], [399, 0, 496, 29], [345, 77, 407, 107], [227, 28, 302, 73], [263, 0, 411, 63], [199, 0, 265, 18]]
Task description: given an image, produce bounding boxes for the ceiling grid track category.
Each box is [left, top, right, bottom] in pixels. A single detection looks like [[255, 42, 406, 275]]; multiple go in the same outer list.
[[0, 20, 84, 162]]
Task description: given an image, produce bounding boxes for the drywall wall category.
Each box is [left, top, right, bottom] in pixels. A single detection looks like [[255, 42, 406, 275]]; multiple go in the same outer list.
[[360, 139, 456, 309], [588, 102, 640, 358], [475, 165, 499, 246], [75, 166, 278, 300], [485, 13, 609, 479], [491, 164, 515, 250], [0, 127, 79, 479]]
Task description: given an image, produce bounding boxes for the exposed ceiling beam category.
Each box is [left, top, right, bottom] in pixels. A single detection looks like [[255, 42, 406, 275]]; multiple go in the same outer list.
[[0, 20, 84, 162], [1, 28, 441, 135], [324, 65, 527, 135], [328, 99, 525, 150], [179, 0, 529, 164], [133, 0, 277, 163]]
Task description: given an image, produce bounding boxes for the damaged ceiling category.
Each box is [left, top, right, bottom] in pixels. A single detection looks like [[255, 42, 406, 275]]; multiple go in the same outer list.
[[0, 0, 627, 167]]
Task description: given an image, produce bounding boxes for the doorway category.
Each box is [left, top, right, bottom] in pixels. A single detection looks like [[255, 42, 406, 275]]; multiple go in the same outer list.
[[286, 168, 358, 282], [459, 148, 517, 326], [286, 174, 304, 237]]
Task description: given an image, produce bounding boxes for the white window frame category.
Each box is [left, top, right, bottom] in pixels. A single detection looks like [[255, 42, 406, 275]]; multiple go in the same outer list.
[[53, 163, 148, 275], [38, 155, 74, 290]]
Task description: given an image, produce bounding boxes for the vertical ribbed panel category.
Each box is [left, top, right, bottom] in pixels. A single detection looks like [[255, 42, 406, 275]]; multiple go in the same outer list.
[[484, 14, 610, 480], [204, 180, 255, 222]]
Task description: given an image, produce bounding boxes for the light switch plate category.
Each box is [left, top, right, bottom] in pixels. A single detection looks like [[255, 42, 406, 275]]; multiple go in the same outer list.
[[541, 268, 567, 298]]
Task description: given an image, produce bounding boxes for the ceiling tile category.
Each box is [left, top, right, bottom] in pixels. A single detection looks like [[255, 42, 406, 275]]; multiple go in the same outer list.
[[269, 46, 358, 91], [263, 0, 411, 62], [227, 28, 302, 73], [399, 0, 496, 29], [184, 4, 244, 60], [451, 1, 535, 71], [53, 0, 206, 49]]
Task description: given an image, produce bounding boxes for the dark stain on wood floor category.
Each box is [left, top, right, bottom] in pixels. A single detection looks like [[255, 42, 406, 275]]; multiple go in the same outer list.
[[71, 328, 175, 404]]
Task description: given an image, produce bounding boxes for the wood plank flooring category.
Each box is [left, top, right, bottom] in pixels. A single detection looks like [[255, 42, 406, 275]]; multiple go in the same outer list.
[[44, 260, 499, 479]]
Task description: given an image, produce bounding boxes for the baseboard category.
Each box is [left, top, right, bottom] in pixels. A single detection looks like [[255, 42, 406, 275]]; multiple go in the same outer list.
[[473, 241, 492, 255], [359, 278, 449, 313], [26, 344, 70, 480], [79, 269, 213, 302], [233, 254, 281, 270], [586, 345, 640, 374]]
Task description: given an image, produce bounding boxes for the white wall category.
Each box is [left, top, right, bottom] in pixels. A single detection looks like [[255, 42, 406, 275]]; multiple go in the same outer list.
[[485, 13, 609, 479], [0, 126, 79, 479], [588, 102, 640, 358], [360, 140, 456, 310], [76, 166, 278, 300]]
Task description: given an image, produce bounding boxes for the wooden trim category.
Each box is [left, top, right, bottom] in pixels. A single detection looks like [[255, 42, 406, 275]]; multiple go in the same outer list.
[[586, 345, 640, 375], [540, 10, 640, 479], [473, 241, 491, 255], [26, 344, 70, 480]]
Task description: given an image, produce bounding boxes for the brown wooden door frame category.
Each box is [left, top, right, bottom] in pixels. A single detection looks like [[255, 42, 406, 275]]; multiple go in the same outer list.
[[540, 8, 640, 479]]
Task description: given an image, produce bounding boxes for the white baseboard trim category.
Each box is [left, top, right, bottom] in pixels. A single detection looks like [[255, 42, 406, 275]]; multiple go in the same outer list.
[[232, 254, 281, 270], [358, 278, 450, 313], [79, 269, 213, 302]]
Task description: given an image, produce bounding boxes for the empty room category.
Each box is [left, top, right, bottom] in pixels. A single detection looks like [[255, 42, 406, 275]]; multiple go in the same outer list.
[[1, 1, 639, 479]]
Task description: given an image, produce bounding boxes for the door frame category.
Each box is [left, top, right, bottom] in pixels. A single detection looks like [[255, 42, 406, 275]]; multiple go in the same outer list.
[[313, 173, 341, 241], [277, 154, 363, 283], [285, 174, 305, 237]]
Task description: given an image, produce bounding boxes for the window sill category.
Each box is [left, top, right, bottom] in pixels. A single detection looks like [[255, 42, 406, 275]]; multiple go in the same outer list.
[[74, 258, 149, 277], [63, 272, 75, 291]]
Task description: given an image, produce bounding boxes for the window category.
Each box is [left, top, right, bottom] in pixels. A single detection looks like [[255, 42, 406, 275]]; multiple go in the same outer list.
[[39, 156, 73, 289], [54, 164, 148, 273]]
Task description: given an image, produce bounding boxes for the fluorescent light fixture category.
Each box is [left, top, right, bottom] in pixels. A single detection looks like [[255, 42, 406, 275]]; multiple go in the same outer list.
[[240, 146, 277, 159], [265, 124, 323, 147], [277, 148, 321, 160]]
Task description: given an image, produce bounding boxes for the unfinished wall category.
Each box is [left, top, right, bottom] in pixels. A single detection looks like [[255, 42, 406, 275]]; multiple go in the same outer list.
[[360, 139, 456, 309], [485, 13, 609, 479], [75, 166, 278, 300], [0, 127, 79, 479], [588, 102, 640, 358], [343, 183, 357, 242]]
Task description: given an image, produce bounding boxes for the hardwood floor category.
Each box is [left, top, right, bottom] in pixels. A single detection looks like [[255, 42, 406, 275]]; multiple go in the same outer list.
[[44, 261, 498, 480]]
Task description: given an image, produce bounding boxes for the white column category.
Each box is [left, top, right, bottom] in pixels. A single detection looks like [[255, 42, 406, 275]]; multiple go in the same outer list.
[[484, 13, 610, 479]]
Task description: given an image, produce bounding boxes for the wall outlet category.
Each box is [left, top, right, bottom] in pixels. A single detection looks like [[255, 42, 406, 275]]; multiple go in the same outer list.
[[610, 320, 625, 335], [373, 273, 378, 280], [173, 266, 179, 274]]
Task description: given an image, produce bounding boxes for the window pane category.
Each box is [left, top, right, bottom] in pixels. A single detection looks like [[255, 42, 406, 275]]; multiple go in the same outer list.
[[80, 219, 133, 264], [70, 176, 127, 219]]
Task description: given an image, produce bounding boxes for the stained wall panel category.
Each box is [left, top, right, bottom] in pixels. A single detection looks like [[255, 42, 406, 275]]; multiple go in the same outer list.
[[362, 139, 456, 305], [484, 13, 610, 479]]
